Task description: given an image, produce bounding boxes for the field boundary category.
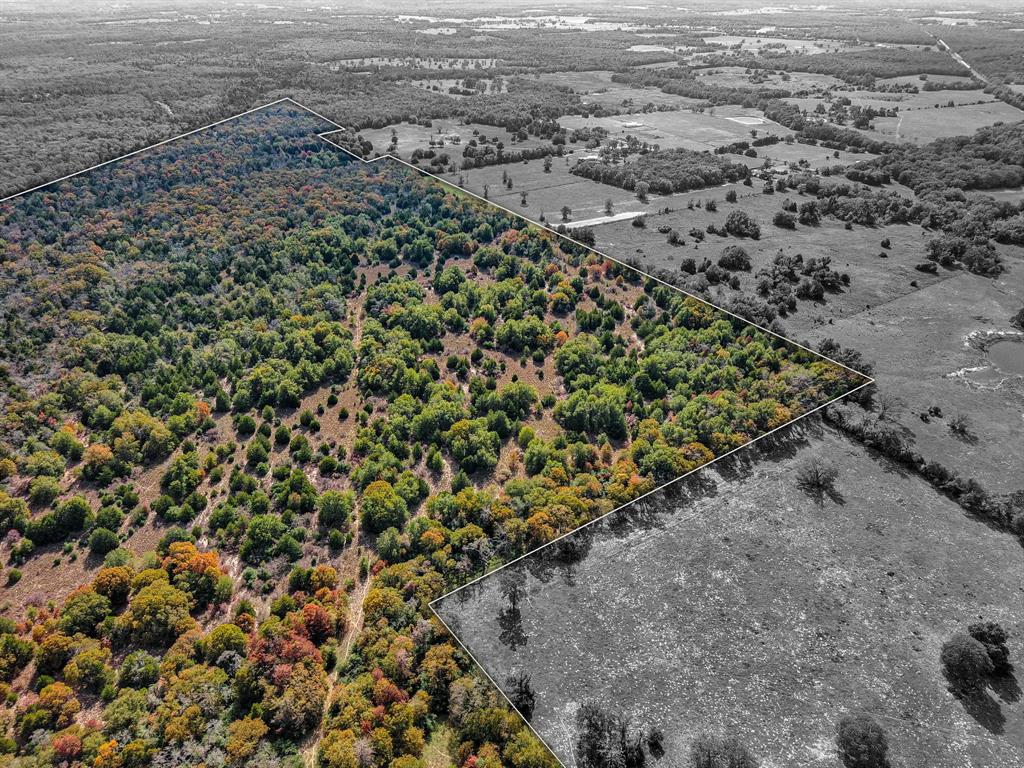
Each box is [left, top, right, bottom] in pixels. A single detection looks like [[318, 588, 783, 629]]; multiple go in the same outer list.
[[2, 97, 874, 768]]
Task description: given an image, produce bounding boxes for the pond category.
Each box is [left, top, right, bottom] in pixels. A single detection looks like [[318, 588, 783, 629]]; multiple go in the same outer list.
[[988, 339, 1024, 375]]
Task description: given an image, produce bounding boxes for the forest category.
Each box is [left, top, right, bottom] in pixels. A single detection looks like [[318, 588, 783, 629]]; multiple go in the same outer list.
[[695, 48, 965, 86], [0, 103, 866, 768], [571, 148, 751, 195]]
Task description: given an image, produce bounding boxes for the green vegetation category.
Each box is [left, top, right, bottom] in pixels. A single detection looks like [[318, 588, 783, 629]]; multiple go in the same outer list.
[[0, 104, 863, 768]]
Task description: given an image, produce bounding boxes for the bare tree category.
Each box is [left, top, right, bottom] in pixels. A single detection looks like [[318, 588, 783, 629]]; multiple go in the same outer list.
[[795, 456, 839, 496]]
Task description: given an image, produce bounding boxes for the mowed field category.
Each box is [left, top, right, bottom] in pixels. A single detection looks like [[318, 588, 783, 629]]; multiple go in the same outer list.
[[436, 426, 1024, 768], [785, 86, 1024, 143], [361, 119, 551, 159]]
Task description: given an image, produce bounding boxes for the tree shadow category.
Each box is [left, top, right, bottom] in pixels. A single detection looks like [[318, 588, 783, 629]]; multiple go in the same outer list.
[[951, 686, 1006, 735], [497, 602, 527, 651], [496, 571, 528, 651], [949, 428, 979, 446], [991, 671, 1022, 705]]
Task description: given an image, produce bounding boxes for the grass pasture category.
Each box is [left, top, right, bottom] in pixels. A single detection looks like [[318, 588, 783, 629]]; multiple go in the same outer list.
[[436, 427, 1024, 768], [582, 187, 946, 326], [870, 100, 1024, 142], [557, 107, 795, 153], [806, 253, 1024, 494], [446, 158, 651, 223], [534, 70, 708, 109]]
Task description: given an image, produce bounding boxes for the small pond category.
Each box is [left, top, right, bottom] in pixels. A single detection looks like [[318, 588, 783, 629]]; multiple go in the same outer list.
[[988, 339, 1024, 375]]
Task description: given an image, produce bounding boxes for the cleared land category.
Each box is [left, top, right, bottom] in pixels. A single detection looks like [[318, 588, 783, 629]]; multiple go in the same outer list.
[[804, 256, 1024, 495], [436, 425, 1024, 768]]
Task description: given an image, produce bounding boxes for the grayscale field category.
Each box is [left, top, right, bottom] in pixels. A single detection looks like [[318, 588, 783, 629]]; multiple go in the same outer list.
[[435, 424, 1024, 768]]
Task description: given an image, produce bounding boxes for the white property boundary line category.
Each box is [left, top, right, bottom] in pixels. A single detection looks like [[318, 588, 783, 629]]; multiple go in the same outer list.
[[425, 382, 873, 768], [1, 97, 872, 382], [2, 97, 874, 767]]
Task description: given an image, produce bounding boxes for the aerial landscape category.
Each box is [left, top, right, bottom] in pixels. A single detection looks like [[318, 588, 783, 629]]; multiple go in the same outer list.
[[0, 1, 1023, 768]]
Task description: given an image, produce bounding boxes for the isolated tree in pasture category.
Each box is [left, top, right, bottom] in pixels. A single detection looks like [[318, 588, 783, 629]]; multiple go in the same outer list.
[[689, 732, 759, 768], [794, 456, 840, 496], [947, 413, 973, 439], [968, 621, 1011, 674], [724, 210, 760, 239], [941, 632, 994, 693], [836, 713, 890, 768]]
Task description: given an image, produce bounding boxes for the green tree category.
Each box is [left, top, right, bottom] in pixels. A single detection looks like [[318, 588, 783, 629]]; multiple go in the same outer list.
[[118, 581, 195, 646], [241, 514, 288, 564], [206, 623, 248, 664], [118, 651, 160, 689], [361, 481, 408, 533], [59, 588, 111, 637], [319, 490, 355, 529]]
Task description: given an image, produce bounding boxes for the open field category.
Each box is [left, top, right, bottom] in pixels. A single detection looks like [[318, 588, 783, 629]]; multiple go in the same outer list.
[[534, 70, 710, 109], [804, 257, 1024, 495], [871, 100, 1024, 142], [699, 35, 859, 54], [558, 107, 795, 152], [585, 189, 946, 321], [436, 425, 1024, 768], [695, 65, 847, 92], [361, 118, 551, 158]]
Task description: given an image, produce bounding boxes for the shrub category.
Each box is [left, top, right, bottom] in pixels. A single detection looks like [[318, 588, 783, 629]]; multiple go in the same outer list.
[[689, 732, 759, 768], [718, 245, 752, 271], [50, 429, 84, 461], [773, 210, 797, 229], [28, 476, 61, 506], [941, 632, 993, 692], [724, 210, 760, 239], [836, 713, 890, 768], [88, 527, 120, 555]]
